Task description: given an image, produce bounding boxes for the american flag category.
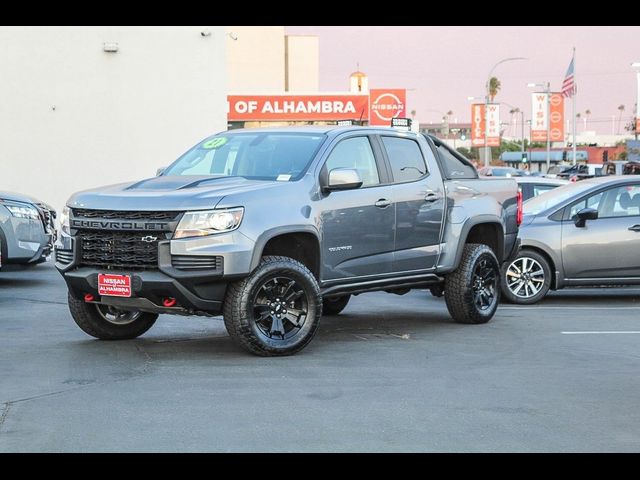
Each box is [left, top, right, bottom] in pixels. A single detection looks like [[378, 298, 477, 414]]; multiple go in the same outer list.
[[562, 57, 576, 98]]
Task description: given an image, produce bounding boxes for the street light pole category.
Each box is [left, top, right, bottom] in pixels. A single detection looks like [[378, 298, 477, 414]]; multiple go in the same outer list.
[[484, 57, 527, 167], [545, 82, 551, 172]]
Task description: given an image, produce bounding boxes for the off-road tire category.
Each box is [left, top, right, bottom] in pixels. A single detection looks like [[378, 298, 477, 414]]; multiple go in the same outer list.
[[68, 291, 158, 340], [223, 256, 322, 356], [444, 243, 500, 324]]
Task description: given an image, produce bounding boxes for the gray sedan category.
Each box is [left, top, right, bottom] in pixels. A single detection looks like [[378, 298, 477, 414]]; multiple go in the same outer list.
[[502, 176, 640, 304], [0, 191, 56, 268]]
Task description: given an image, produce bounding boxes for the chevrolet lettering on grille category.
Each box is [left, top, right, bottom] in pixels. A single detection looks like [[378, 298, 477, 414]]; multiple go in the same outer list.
[[71, 219, 169, 231]]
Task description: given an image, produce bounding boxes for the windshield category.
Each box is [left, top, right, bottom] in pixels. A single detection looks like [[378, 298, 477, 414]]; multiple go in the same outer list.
[[524, 181, 597, 215], [163, 132, 326, 181]]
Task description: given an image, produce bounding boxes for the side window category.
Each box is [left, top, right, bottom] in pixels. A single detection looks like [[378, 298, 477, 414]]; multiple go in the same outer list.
[[325, 137, 380, 187], [532, 184, 558, 197], [569, 191, 605, 218], [599, 184, 640, 218], [382, 137, 428, 183], [435, 144, 477, 179]]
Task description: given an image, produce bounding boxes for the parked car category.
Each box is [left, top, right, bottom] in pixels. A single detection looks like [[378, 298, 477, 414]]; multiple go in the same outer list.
[[501, 176, 640, 304], [545, 164, 573, 179], [515, 177, 568, 202], [556, 163, 603, 181], [478, 166, 527, 177], [55, 127, 520, 356], [0, 191, 56, 268], [601, 160, 640, 176]]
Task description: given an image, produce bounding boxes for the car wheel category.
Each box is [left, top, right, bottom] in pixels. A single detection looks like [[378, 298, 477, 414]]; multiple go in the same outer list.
[[444, 243, 500, 324], [223, 256, 322, 356], [322, 295, 351, 316], [68, 291, 158, 340], [501, 250, 551, 305]]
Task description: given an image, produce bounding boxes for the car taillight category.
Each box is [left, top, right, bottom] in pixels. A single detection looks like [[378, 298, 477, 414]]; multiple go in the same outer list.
[[516, 189, 523, 226]]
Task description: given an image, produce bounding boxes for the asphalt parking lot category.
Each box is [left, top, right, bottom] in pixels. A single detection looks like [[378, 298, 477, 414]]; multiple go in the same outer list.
[[1, 262, 640, 452]]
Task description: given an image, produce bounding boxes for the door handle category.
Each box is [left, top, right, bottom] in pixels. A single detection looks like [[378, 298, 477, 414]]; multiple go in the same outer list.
[[375, 199, 391, 208], [629, 225, 640, 232], [424, 191, 440, 202]]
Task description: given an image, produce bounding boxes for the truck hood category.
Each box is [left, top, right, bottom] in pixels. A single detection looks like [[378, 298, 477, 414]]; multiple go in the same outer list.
[[67, 175, 283, 211]]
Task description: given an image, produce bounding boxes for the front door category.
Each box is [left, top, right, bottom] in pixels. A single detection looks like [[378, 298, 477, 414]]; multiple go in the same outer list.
[[562, 183, 640, 278], [319, 136, 395, 280]]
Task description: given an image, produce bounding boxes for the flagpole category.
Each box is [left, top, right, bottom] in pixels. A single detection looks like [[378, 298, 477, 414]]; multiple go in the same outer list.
[[572, 47, 577, 165]]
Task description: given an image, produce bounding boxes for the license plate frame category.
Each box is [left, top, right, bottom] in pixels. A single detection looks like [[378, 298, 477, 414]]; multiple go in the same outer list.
[[97, 273, 132, 298]]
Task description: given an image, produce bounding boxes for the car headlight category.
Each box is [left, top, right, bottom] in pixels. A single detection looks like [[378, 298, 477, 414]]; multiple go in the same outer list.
[[174, 207, 244, 239], [59, 206, 70, 234], [4, 202, 40, 220]]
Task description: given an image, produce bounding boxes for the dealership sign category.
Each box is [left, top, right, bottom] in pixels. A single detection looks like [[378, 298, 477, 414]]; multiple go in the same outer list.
[[227, 95, 369, 121], [368, 89, 407, 126], [470, 103, 500, 147], [532, 93, 564, 142]]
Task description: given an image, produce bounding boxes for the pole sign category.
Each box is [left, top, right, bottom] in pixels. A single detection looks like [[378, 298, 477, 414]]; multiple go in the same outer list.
[[549, 93, 564, 142], [531, 92, 548, 142], [369, 89, 407, 126], [471, 104, 485, 147], [486, 103, 500, 147]]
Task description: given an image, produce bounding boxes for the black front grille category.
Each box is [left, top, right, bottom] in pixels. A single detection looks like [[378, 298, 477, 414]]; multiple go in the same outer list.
[[79, 230, 159, 270], [35, 203, 55, 233], [172, 255, 223, 271], [73, 209, 179, 221]]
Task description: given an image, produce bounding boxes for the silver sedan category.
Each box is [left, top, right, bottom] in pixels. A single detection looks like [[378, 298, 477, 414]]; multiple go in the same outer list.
[[502, 176, 640, 304]]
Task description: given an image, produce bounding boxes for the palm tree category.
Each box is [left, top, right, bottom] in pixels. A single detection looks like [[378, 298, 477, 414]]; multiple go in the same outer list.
[[488, 77, 501, 102], [617, 104, 625, 134], [410, 109, 417, 119], [576, 112, 582, 133]]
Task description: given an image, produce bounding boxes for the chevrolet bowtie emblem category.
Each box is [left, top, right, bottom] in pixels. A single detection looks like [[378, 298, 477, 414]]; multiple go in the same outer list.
[[141, 236, 158, 243]]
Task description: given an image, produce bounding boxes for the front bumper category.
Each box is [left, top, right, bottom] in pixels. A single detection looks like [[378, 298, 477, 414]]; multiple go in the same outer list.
[[0, 214, 53, 265], [56, 229, 256, 315]]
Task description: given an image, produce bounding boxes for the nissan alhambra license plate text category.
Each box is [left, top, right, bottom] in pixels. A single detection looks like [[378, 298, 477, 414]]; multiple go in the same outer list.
[[98, 274, 132, 297]]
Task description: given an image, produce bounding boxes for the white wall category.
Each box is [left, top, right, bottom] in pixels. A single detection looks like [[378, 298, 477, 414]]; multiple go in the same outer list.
[[226, 26, 285, 92], [0, 26, 227, 212], [285, 35, 319, 92]]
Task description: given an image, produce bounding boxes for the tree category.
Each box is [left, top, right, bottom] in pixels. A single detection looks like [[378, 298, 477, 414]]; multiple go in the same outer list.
[[617, 104, 625, 134], [410, 109, 417, 119], [584, 109, 591, 131], [488, 77, 501, 102]]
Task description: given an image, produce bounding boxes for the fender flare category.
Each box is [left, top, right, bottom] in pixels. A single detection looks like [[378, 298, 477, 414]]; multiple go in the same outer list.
[[249, 225, 321, 271]]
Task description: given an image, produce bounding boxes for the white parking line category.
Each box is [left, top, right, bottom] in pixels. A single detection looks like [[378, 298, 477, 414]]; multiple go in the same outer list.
[[500, 306, 640, 310], [561, 331, 640, 335]]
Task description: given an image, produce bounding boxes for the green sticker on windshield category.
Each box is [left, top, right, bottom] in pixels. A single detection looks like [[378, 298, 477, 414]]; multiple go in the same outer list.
[[202, 137, 228, 149]]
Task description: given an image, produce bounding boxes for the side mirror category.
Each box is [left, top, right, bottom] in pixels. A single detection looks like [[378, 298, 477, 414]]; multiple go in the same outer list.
[[574, 207, 598, 228], [324, 168, 363, 192], [156, 167, 166, 176]]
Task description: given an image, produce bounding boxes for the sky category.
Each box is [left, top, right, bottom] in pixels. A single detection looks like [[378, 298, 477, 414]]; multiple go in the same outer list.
[[286, 26, 640, 135]]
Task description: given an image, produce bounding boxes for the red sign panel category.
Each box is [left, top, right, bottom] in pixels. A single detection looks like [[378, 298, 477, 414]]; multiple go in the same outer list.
[[98, 274, 132, 298], [227, 95, 369, 121], [369, 89, 407, 126]]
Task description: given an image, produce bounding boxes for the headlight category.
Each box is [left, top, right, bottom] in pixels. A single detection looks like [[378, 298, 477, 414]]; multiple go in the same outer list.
[[4, 202, 40, 220], [174, 207, 244, 239], [59, 206, 70, 234]]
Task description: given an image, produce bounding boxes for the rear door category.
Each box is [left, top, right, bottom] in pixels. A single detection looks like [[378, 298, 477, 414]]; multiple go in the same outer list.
[[379, 134, 445, 272], [562, 182, 640, 278]]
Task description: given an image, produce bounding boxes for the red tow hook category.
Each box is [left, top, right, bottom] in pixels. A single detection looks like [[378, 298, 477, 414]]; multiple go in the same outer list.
[[84, 293, 95, 302], [163, 297, 177, 308]]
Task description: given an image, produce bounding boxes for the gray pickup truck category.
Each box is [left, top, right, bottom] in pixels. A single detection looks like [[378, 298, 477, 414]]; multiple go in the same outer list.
[[55, 127, 520, 356]]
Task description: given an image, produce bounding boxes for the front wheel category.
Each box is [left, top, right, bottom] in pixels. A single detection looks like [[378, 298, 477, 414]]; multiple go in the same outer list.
[[68, 292, 158, 340], [223, 256, 322, 356], [501, 250, 551, 304], [444, 243, 500, 324]]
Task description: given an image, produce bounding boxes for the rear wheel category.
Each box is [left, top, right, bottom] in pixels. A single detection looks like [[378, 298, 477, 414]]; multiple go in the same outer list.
[[444, 243, 500, 324], [68, 292, 158, 340], [322, 295, 351, 316], [501, 250, 551, 304]]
